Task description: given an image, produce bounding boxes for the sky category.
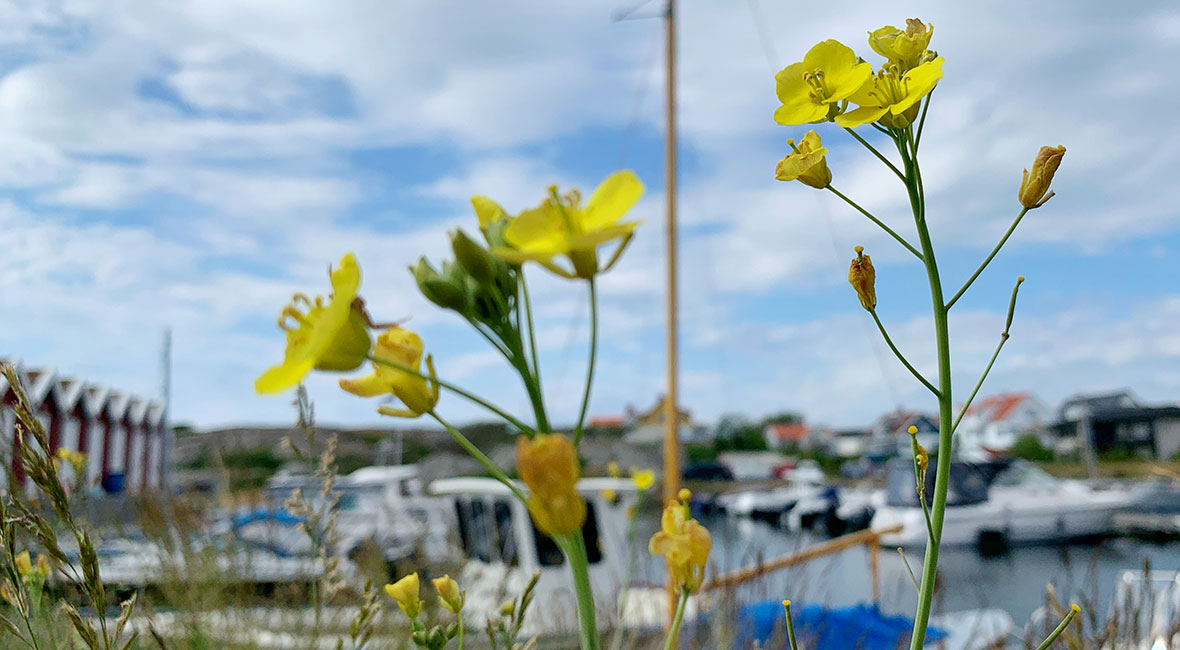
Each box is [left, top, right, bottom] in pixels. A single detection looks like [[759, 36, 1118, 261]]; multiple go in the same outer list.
[[0, 0, 1178, 432]]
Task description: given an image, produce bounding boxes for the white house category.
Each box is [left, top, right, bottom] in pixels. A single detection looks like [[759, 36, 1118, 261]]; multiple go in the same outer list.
[[955, 392, 1050, 458], [1, 359, 167, 494]]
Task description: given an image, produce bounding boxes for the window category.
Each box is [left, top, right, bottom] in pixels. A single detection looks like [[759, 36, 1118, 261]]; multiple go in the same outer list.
[[455, 498, 494, 562], [531, 502, 603, 567], [493, 500, 518, 566]]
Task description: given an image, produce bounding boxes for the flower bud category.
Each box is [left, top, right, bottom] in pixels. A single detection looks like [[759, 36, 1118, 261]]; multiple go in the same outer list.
[[411, 258, 464, 312], [1019, 145, 1065, 209], [516, 434, 586, 537], [451, 229, 497, 284], [15, 551, 32, 577], [385, 572, 423, 620], [848, 246, 877, 311], [432, 574, 464, 613], [499, 600, 516, 617]]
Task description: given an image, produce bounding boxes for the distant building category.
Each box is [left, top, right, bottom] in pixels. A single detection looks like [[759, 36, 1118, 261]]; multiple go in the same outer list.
[[0, 359, 167, 494], [1052, 390, 1180, 460], [956, 392, 1050, 458], [621, 395, 710, 445], [831, 428, 870, 458], [870, 408, 939, 455], [763, 422, 808, 449], [763, 422, 835, 452]]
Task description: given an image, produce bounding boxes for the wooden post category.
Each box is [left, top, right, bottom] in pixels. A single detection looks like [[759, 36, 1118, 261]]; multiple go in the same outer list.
[[868, 537, 881, 604], [661, 0, 680, 508], [662, 0, 680, 625]]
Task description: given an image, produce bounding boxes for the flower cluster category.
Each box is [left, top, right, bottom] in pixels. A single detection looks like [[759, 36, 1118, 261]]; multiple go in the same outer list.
[[385, 572, 466, 650]]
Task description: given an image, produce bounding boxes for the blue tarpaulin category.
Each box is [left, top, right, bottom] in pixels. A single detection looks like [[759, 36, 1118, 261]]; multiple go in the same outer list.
[[718, 601, 947, 650]]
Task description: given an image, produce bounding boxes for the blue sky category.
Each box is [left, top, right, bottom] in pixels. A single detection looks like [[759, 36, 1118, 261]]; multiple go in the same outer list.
[[1, 1, 1178, 431]]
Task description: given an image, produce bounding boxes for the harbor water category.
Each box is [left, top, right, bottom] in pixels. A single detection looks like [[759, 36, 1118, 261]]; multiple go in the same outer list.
[[636, 513, 1180, 626]]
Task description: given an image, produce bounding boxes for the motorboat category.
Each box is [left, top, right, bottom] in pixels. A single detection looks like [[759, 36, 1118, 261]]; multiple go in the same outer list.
[[428, 476, 640, 635], [871, 458, 1137, 549]]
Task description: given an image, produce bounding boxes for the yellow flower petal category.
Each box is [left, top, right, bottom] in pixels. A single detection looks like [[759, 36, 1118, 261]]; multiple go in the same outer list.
[[582, 170, 644, 231], [471, 196, 508, 228]]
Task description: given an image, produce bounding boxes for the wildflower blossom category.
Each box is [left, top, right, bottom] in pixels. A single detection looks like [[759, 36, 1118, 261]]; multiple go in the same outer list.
[[868, 19, 934, 71], [256, 253, 371, 394], [774, 40, 872, 125], [835, 58, 944, 129], [649, 490, 712, 594], [493, 171, 644, 279], [339, 326, 439, 419], [386, 572, 423, 619], [775, 130, 832, 189], [516, 434, 586, 537], [432, 574, 464, 613]]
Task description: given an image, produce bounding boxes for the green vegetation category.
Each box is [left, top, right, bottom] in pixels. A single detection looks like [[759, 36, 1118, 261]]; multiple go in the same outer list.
[[1009, 434, 1054, 462]]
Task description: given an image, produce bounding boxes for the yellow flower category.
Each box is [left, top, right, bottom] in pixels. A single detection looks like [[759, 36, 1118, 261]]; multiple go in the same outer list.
[[848, 246, 876, 311], [835, 58, 944, 129], [775, 130, 832, 189], [607, 461, 621, 478], [256, 254, 372, 394], [339, 326, 439, 419], [649, 492, 711, 594], [774, 40, 872, 126], [35, 555, 48, 576], [1019, 145, 1066, 209], [493, 171, 644, 280], [516, 434, 586, 537], [432, 574, 464, 613], [385, 573, 423, 619], [868, 19, 934, 71], [15, 551, 32, 577], [630, 468, 655, 491]]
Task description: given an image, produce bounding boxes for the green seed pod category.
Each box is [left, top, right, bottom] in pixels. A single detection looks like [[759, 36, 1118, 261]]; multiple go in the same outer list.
[[451, 229, 497, 284]]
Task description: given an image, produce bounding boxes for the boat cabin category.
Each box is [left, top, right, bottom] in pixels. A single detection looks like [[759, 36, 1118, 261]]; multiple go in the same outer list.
[[884, 458, 1011, 508], [429, 476, 639, 634]]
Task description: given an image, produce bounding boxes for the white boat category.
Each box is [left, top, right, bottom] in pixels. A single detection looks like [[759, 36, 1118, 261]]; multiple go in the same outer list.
[[264, 464, 456, 566], [428, 476, 641, 635], [871, 459, 1137, 549]]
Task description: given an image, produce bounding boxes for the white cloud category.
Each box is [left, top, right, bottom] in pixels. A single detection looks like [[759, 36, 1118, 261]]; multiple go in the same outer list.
[[0, 0, 1178, 433]]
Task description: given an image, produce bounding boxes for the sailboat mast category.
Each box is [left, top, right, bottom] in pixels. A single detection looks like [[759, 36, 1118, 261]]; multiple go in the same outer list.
[[662, 0, 680, 505]]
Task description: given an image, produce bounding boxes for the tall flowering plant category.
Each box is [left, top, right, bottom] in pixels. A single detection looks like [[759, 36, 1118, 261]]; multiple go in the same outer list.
[[772, 19, 1073, 649], [255, 171, 701, 650]]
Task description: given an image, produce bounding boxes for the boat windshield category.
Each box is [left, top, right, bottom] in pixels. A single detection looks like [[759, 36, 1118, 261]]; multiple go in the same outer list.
[[990, 460, 1058, 488], [885, 459, 1011, 507]]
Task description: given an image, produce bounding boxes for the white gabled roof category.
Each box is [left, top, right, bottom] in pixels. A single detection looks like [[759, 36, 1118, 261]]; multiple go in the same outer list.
[[128, 397, 150, 425], [54, 377, 87, 412], [23, 367, 57, 407]]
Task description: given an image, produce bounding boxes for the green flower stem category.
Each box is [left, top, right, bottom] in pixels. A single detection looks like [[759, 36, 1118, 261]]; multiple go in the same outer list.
[[909, 434, 936, 543], [1035, 605, 1080, 650], [951, 277, 1024, 433], [843, 127, 906, 182], [826, 185, 924, 261], [945, 207, 1029, 310], [782, 600, 799, 650], [899, 136, 954, 650], [429, 411, 527, 504], [367, 355, 535, 435], [574, 278, 599, 446], [869, 309, 939, 396], [457, 612, 465, 650], [609, 499, 643, 650], [560, 532, 602, 650], [519, 274, 550, 432], [914, 91, 933, 152], [897, 548, 920, 593], [663, 590, 690, 650]]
